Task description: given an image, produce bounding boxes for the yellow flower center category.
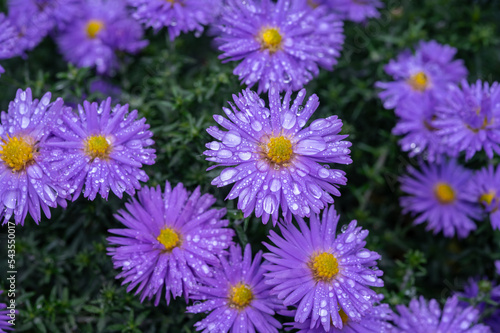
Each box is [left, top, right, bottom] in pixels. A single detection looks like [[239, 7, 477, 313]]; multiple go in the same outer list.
[[339, 308, 349, 326], [0, 135, 35, 171], [307, 0, 319, 8], [84, 135, 111, 160], [434, 182, 455, 204], [260, 27, 283, 53], [266, 136, 293, 164], [86, 19, 105, 39], [229, 283, 253, 310], [309, 252, 339, 282], [480, 191, 496, 206], [408, 71, 429, 91], [157, 228, 181, 252]]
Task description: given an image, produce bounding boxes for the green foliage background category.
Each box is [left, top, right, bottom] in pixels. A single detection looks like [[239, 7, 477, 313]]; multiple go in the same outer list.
[[0, 0, 500, 331]]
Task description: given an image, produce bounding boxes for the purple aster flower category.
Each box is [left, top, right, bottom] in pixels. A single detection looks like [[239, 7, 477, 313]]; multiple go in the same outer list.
[[56, 0, 148, 74], [204, 87, 352, 225], [263, 207, 384, 331], [399, 159, 481, 238], [107, 181, 235, 305], [434, 80, 500, 160], [496, 261, 500, 275], [315, 0, 384, 23], [44, 97, 156, 201], [392, 95, 449, 162], [467, 165, 500, 230], [186, 244, 283, 333], [0, 14, 18, 75], [0, 88, 68, 225], [376, 40, 467, 110], [287, 299, 393, 332], [457, 277, 500, 332], [0, 291, 13, 332], [392, 296, 491, 333], [128, 0, 222, 40], [216, 0, 344, 93]]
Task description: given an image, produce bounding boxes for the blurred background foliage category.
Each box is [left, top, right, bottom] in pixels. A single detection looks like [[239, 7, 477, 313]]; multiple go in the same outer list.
[[0, 0, 500, 331]]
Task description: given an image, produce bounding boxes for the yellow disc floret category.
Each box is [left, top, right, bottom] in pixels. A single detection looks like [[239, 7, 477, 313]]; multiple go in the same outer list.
[[309, 252, 339, 282], [267, 136, 293, 164], [157, 228, 181, 252], [408, 71, 429, 91], [229, 283, 253, 310], [0, 135, 35, 171], [480, 191, 496, 206], [86, 19, 105, 39], [260, 27, 283, 53], [434, 182, 455, 204], [84, 135, 111, 160]]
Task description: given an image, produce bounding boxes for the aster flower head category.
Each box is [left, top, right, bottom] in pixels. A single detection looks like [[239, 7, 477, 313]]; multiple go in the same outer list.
[[457, 277, 500, 332], [44, 97, 155, 201], [434, 80, 500, 160], [392, 296, 491, 333], [0, 88, 68, 225], [204, 87, 352, 225], [316, 0, 384, 23], [392, 95, 450, 162], [0, 14, 19, 75], [376, 40, 467, 110], [186, 244, 284, 333], [263, 207, 384, 331], [216, 0, 344, 93], [107, 181, 235, 305], [399, 159, 481, 238], [0, 291, 13, 332], [128, 0, 222, 40], [467, 165, 500, 230], [57, 0, 148, 74], [288, 299, 393, 333], [496, 261, 500, 275]]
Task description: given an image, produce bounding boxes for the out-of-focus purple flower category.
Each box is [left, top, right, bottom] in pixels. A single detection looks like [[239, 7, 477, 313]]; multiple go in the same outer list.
[[496, 261, 500, 275], [457, 277, 500, 332], [263, 207, 384, 331], [128, 0, 221, 40], [0, 88, 68, 225], [186, 244, 283, 333], [376, 40, 467, 110], [434, 80, 500, 160], [44, 97, 156, 201], [467, 165, 500, 230], [399, 159, 481, 238], [56, 0, 148, 75], [107, 181, 235, 305], [392, 95, 449, 162], [0, 14, 19, 75], [392, 296, 491, 333], [316, 0, 384, 22], [204, 87, 352, 225], [216, 0, 344, 93], [0, 291, 13, 332], [287, 298, 393, 332]]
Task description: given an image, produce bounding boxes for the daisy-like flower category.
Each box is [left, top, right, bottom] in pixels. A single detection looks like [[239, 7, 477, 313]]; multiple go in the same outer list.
[[128, 0, 222, 40], [0, 291, 13, 332], [434, 80, 500, 160], [0, 88, 68, 225], [107, 181, 235, 305], [399, 159, 481, 238], [375, 40, 467, 110], [392, 95, 449, 162], [467, 165, 500, 230], [392, 296, 491, 333], [457, 277, 500, 332], [216, 0, 344, 93], [288, 300, 393, 332], [44, 97, 156, 201], [186, 244, 283, 333], [263, 207, 384, 331], [313, 0, 383, 23], [56, 0, 148, 74], [0, 14, 18, 75], [204, 87, 352, 225]]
